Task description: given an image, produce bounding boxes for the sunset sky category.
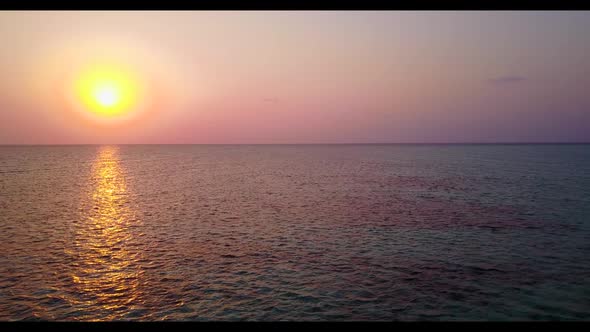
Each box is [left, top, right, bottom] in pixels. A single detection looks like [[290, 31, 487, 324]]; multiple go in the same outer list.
[[1, 11, 589, 144]]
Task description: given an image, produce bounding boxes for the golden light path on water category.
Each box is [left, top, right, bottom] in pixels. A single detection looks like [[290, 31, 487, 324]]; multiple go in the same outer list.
[[65, 146, 146, 320]]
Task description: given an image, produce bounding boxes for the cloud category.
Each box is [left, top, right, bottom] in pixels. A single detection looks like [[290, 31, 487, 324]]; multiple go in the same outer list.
[[487, 76, 526, 86]]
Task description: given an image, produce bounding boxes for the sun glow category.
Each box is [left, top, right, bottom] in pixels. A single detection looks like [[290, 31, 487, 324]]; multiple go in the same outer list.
[[75, 65, 142, 118]]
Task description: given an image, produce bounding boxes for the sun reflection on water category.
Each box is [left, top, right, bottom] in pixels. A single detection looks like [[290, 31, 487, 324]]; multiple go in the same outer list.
[[66, 146, 145, 320]]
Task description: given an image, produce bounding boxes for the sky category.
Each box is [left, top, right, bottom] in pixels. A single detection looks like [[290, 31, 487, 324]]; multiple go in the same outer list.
[[0, 11, 589, 144]]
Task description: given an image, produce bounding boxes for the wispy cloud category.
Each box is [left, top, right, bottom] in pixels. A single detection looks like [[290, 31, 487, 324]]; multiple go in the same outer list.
[[487, 76, 526, 86], [263, 97, 279, 103]]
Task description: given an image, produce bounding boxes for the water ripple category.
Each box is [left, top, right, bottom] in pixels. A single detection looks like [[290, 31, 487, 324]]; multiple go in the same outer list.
[[0, 145, 589, 320]]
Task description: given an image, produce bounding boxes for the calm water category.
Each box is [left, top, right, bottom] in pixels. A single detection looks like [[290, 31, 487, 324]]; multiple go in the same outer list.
[[0, 144, 589, 321]]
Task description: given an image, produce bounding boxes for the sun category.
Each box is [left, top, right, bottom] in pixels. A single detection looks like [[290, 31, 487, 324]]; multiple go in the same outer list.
[[94, 85, 119, 108], [74, 65, 141, 118]]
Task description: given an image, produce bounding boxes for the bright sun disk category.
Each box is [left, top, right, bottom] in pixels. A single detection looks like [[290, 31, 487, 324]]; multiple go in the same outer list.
[[94, 85, 119, 107], [74, 66, 141, 118]]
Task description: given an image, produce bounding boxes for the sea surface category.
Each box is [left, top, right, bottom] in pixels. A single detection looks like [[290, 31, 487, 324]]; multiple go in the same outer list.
[[0, 144, 589, 321]]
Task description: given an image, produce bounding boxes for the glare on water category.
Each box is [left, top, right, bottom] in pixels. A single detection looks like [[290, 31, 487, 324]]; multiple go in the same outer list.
[[65, 146, 145, 320]]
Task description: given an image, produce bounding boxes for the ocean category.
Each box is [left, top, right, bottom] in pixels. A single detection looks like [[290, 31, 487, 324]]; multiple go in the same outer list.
[[0, 144, 588, 320]]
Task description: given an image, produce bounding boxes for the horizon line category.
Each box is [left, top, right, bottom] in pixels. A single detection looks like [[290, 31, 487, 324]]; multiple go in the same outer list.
[[1, 142, 589, 146]]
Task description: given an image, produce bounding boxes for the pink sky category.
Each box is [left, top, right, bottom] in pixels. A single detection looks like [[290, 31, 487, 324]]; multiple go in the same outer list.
[[0, 11, 589, 144]]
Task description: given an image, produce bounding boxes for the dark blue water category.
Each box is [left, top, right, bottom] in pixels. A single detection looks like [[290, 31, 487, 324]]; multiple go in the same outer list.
[[0, 144, 588, 320]]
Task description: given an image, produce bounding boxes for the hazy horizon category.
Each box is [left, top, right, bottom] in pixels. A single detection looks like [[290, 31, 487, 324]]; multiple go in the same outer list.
[[1, 141, 590, 146]]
